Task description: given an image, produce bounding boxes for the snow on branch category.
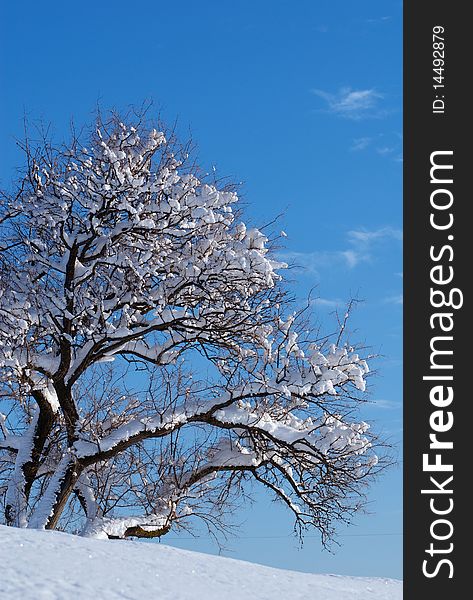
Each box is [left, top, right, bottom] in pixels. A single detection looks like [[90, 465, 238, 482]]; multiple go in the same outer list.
[[0, 112, 387, 544]]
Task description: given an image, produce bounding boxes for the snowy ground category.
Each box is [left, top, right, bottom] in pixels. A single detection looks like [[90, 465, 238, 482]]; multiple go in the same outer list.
[[1, 525, 402, 599]]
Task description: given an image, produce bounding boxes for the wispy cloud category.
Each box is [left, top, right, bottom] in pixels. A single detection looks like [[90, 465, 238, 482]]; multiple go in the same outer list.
[[341, 249, 363, 268], [345, 226, 402, 267], [348, 226, 402, 245], [312, 297, 344, 309], [350, 132, 402, 161], [350, 137, 373, 151], [376, 146, 396, 156], [312, 87, 384, 120], [384, 294, 403, 305], [366, 16, 392, 25], [279, 249, 362, 274], [371, 399, 400, 410], [279, 226, 402, 277]]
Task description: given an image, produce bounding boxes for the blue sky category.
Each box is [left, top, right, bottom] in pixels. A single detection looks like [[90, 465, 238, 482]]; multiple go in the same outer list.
[[0, 0, 402, 579]]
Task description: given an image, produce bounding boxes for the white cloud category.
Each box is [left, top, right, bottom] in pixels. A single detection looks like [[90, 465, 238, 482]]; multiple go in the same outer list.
[[312, 87, 384, 120], [348, 226, 403, 245], [384, 294, 403, 305], [347, 227, 402, 268], [350, 132, 402, 160], [341, 249, 363, 268], [366, 16, 392, 24], [312, 297, 344, 308], [371, 399, 400, 410], [350, 137, 373, 151], [278, 226, 401, 277], [376, 146, 395, 156], [278, 248, 368, 274]]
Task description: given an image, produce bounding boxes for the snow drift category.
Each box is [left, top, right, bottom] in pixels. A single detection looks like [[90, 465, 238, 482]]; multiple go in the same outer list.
[[1, 525, 402, 600]]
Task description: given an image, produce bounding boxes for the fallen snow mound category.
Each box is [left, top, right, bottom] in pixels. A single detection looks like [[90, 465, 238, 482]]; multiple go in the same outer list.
[[1, 525, 402, 600]]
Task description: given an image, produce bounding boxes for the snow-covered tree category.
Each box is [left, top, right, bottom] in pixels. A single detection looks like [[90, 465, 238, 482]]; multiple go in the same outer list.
[[0, 113, 383, 544]]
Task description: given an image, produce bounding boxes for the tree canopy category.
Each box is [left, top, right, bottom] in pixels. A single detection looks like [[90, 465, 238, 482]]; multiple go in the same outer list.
[[0, 113, 383, 544]]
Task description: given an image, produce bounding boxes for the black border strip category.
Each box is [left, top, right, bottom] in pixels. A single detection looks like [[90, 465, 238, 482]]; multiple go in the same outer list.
[[404, 2, 467, 596]]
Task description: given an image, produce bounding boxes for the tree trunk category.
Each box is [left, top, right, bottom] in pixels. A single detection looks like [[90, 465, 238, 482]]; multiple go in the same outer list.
[[28, 453, 82, 530], [5, 414, 39, 527], [23, 401, 56, 501], [45, 462, 81, 530]]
